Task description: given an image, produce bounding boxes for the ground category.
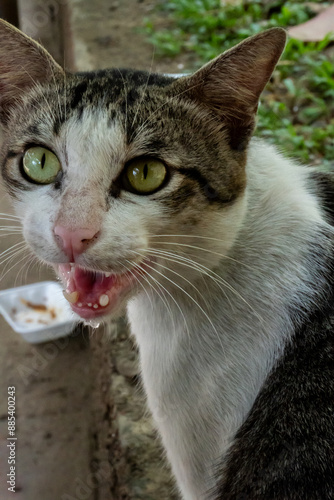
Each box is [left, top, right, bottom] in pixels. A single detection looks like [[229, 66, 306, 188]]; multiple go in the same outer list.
[[68, 0, 191, 73]]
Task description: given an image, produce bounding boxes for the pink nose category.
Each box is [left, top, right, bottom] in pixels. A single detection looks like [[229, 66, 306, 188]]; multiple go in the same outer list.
[[54, 225, 99, 260]]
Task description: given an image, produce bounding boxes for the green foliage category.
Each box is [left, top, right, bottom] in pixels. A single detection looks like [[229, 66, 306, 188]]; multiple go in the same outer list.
[[145, 0, 334, 169]]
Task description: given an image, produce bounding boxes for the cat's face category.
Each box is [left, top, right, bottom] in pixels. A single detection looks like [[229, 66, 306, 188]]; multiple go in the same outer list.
[[0, 21, 286, 321], [2, 70, 248, 320]]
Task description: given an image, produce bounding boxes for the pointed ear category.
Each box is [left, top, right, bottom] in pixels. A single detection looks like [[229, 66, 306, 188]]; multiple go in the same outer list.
[[0, 19, 64, 122], [174, 28, 286, 150]]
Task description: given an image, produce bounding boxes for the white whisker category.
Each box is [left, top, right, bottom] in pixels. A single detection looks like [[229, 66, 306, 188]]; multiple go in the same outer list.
[[0, 213, 21, 218], [0, 241, 26, 260], [0, 232, 23, 238], [150, 239, 256, 272], [129, 260, 177, 331], [17, 252, 38, 287], [0, 219, 22, 224], [136, 256, 225, 351], [142, 247, 262, 322], [130, 260, 189, 338], [133, 250, 212, 313], [0, 246, 29, 281], [124, 260, 154, 310]]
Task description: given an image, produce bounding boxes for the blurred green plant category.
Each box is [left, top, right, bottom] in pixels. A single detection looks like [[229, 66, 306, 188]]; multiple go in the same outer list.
[[144, 0, 334, 169]]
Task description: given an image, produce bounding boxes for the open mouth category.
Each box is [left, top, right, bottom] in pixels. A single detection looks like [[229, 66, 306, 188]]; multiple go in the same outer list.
[[58, 263, 140, 320]]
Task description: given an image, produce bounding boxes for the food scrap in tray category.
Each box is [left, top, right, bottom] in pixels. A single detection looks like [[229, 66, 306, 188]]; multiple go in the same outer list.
[[20, 298, 48, 312], [12, 298, 62, 327]]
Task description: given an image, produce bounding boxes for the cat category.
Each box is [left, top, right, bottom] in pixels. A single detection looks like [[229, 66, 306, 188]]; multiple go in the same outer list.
[[0, 19, 333, 500]]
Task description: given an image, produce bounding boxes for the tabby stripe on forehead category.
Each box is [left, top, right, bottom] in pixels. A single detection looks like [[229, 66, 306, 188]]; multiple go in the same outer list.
[[70, 81, 88, 110], [107, 109, 117, 128], [27, 124, 40, 136], [77, 106, 84, 122], [53, 118, 63, 135]]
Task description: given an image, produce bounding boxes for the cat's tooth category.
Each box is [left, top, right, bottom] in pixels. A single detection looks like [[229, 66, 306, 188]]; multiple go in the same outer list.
[[99, 294, 109, 307], [105, 272, 112, 278], [87, 303, 92, 307], [93, 304, 98, 309], [63, 290, 79, 304]]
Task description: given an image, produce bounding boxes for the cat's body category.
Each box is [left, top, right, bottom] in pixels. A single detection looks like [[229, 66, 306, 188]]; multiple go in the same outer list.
[[0, 21, 333, 499], [129, 142, 334, 499]]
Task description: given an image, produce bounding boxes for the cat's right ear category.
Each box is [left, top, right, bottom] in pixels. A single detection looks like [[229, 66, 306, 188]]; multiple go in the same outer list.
[[171, 28, 286, 151], [0, 19, 64, 123]]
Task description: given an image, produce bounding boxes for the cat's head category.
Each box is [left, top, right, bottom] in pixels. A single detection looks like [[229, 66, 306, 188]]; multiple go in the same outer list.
[[0, 20, 285, 321]]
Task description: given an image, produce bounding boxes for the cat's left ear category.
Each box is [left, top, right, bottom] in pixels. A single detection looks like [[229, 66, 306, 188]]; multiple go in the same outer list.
[[0, 19, 64, 123], [172, 28, 286, 150]]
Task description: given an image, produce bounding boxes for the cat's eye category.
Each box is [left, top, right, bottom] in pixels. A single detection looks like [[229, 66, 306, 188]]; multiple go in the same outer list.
[[123, 157, 167, 194], [22, 146, 61, 185]]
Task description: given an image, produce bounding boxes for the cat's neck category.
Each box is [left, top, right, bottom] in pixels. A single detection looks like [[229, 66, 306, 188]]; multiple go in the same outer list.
[[127, 140, 332, 497]]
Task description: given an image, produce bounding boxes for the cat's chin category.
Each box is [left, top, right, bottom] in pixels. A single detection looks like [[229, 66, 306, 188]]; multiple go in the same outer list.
[[56, 261, 150, 320]]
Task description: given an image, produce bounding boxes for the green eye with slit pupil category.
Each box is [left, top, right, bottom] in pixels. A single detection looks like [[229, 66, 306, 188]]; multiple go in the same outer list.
[[22, 146, 61, 185], [124, 158, 167, 194]]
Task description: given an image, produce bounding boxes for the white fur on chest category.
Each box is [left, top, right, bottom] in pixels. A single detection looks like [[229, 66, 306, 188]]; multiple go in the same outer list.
[[127, 141, 331, 500]]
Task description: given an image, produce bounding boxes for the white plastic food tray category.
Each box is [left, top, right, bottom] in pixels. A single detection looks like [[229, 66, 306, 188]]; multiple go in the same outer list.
[[0, 281, 78, 343]]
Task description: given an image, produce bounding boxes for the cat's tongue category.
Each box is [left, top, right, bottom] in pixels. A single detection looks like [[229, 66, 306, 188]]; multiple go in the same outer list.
[[58, 264, 132, 319]]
